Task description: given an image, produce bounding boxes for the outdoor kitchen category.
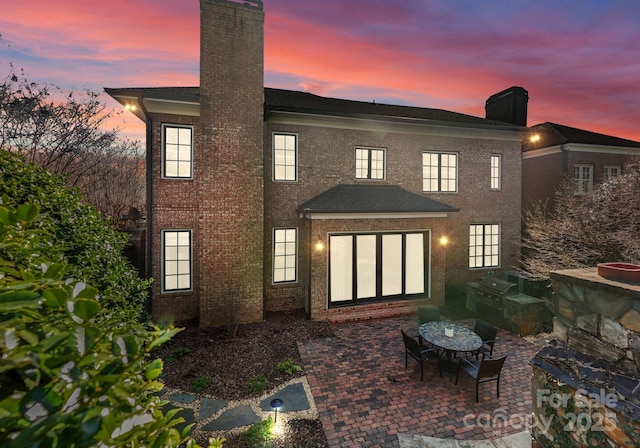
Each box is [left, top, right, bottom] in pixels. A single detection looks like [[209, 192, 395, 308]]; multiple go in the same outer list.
[[530, 264, 640, 447]]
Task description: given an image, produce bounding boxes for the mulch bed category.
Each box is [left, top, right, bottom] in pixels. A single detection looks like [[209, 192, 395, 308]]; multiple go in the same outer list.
[[154, 310, 334, 447]]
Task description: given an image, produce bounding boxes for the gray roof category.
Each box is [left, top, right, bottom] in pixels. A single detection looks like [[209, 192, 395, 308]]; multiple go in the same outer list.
[[104, 86, 520, 128], [527, 122, 640, 150], [264, 88, 514, 127], [298, 184, 459, 214]]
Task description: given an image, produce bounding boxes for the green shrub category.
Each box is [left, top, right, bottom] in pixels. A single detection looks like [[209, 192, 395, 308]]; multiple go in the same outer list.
[[191, 375, 213, 393], [0, 202, 216, 447], [241, 418, 274, 446], [277, 358, 302, 376], [0, 150, 150, 324], [167, 346, 191, 362], [247, 373, 268, 394]]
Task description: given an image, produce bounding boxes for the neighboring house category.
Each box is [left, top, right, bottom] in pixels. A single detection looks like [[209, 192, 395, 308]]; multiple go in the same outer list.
[[522, 122, 640, 213], [106, 0, 527, 326]]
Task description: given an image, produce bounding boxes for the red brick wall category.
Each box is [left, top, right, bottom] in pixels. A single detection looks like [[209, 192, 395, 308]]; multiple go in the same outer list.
[[149, 113, 201, 324], [197, 0, 265, 327], [263, 120, 523, 317]]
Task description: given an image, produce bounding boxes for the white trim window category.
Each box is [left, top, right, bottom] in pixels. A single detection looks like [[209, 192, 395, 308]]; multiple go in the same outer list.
[[469, 224, 500, 269], [162, 230, 192, 292], [604, 165, 621, 179], [162, 125, 193, 179], [490, 154, 501, 190], [355, 147, 385, 180], [422, 152, 458, 192], [574, 164, 593, 195], [273, 133, 297, 181], [273, 228, 297, 283]]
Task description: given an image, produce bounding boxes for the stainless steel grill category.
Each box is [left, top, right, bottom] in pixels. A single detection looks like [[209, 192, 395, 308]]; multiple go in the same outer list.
[[465, 276, 547, 336]]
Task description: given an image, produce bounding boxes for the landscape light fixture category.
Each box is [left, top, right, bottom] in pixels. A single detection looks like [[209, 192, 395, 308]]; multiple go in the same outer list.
[[270, 398, 283, 423]]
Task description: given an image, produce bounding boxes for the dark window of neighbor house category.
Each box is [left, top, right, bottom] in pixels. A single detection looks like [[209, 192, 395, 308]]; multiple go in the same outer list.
[[328, 231, 429, 306], [162, 125, 193, 179], [422, 152, 458, 192], [574, 164, 593, 195], [355, 147, 385, 179], [604, 165, 621, 179], [273, 133, 297, 181], [162, 230, 192, 292], [469, 224, 500, 269], [491, 154, 501, 190], [273, 228, 297, 283]]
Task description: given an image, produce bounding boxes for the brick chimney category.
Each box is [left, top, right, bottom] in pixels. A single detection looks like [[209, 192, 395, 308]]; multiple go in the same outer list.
[[485, 86, 528, 126]]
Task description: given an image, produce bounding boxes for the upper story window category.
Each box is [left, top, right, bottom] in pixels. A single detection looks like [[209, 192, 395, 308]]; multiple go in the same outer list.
[[469, 224, 500, 269], [273, 133, 297, 181], [604, 165, 621, 179], [422, 152, 457, 192], [574, 164, 593, 195], [355, 147, 385, 180], [162, 230, 192, 292], [163, 125, 193, 179], [273, 228, 297, 283], [490, 154, 501, 190]]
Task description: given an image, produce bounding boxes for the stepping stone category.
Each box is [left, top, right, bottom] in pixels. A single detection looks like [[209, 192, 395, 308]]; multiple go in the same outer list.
[[170, 393, 196, 404], [199, 397, 226, 419], [201, 405, 260, 431], [259, 382, 310, 412], [162, 403, 195, 435]]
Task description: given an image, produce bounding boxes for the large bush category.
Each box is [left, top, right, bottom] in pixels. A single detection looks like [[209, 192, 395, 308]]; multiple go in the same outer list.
[[0, 202, 194, 446], [0, 150, 149, 323]]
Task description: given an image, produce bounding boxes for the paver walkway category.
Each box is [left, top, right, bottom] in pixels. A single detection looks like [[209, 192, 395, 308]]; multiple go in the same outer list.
[[298, 317, 540, 447]]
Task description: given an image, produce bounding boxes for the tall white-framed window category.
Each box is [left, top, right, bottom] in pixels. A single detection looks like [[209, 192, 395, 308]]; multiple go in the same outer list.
[[162, 125, 193, 179], [574, 164, 593, 195], [355, 147, 385, 179], [469, 224, 500, 269], [422, 152, 458, 192], [604, 165, 621, 179], [162, 230, 192, 292], [273, 228, 297, 283], [490, 154, 501, 190], [273, 133, 297, 181]]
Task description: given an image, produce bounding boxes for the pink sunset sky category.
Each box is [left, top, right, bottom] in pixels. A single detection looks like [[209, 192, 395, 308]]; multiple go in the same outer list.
[[1, 0, 639, 143]]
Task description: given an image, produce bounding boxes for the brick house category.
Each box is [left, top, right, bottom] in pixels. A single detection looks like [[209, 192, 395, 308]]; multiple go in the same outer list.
[[106, 0, 527, 326], [523, 122, 640, 213]]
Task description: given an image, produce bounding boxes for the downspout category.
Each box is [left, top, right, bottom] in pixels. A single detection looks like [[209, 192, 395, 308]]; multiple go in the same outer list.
[[137, 95, 153, 316], [306, 214, 312, 320], [262, 105, 269, 321]]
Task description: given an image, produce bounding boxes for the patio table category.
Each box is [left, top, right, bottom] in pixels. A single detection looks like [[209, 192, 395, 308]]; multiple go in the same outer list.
[[419, 321, 483, 373]]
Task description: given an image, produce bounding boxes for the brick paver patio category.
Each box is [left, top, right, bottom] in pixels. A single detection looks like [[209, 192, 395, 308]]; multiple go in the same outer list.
[[299, 316, 540, 447]]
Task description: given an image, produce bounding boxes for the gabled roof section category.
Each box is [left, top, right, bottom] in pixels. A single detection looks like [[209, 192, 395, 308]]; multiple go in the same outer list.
[[527, 122, 640, 151], [298, 184, 459, 219], [265, 88, 515, 127]]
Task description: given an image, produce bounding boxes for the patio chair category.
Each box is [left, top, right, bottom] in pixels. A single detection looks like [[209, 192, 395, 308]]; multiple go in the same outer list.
[[417, 307, 441, 348], [455, 355, 507, 402], [471, 319, 498, 359], [401, 330, 439, 381]]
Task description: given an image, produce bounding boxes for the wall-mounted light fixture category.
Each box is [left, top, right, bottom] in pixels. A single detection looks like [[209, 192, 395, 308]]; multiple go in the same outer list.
[[314, 241, 325, 252]]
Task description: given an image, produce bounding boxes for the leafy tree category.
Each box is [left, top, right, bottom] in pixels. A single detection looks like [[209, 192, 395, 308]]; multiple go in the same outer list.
[[520, 158, 640, 280], [0, 67, 144, 224], [0, 150, 149, 323], [0, 202, 214, 447]]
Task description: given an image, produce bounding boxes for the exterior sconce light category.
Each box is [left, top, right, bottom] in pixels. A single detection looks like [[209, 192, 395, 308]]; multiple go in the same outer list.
[[270, 398, 283, 423], [314, 241, 325, 252], [529, 134, 540, 143], [439, 236, 448, 247], [125, 104, 137, 112]]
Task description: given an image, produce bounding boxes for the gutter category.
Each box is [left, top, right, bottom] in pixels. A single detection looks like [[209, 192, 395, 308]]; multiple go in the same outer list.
[[137, 94, 154, 315]]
